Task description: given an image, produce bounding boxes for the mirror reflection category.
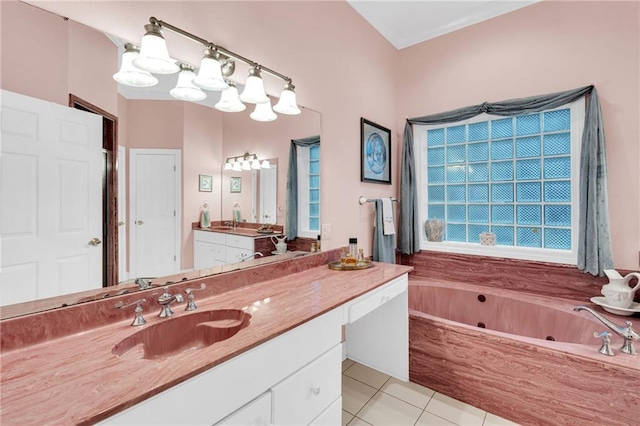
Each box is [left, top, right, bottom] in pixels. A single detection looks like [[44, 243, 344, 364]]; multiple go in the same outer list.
[[0, 2, 321, 318]]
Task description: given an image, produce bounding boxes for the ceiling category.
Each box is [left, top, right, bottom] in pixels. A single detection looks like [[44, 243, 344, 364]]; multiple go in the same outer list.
[[347, 0, 541, 50]]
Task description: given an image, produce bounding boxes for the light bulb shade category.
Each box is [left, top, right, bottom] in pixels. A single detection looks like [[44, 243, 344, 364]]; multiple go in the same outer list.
[[215, 82, 246, 112], [232, 162, 242, 171], [251, 159, 261, 170], [113, 44, 158, 87], [239, 67, 269, 104], [224, 162, 233, 170], [241, 160, 251, 170], [133, 23, 179, 74], [250, 101, 277, 122], [192, 49, 228, 91], [170, 64, 206, 102], [273, 83, 301, 115], [261, 160, 271, 169]]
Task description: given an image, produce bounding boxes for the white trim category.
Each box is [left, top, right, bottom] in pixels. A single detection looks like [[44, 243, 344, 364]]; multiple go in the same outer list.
[[296, 146, 316, 239], [414, 99, 585, 265]]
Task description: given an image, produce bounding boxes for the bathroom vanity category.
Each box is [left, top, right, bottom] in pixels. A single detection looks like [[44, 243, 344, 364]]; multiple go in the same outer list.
[[193, 228, 281, 268], [0, 257, 411, 425]]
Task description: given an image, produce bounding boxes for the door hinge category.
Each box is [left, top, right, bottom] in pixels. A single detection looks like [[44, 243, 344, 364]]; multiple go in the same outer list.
[[174, 255, 176, 261], [174, 165, 176, 172], [174, 210, 176, 217]]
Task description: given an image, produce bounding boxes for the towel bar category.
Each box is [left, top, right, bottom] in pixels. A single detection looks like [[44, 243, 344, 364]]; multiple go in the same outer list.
[[358, 196, 399, 205]]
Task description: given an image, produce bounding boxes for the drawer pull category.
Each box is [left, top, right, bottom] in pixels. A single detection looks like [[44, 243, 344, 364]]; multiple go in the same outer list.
[[381, 295, 390, 303], [311, 386, 321, 396]]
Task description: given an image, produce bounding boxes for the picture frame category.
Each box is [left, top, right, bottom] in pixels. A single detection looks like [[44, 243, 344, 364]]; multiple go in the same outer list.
[[199, 174, 212, 192], [230, 176, 242, 193], [360, 118, 391, 184]]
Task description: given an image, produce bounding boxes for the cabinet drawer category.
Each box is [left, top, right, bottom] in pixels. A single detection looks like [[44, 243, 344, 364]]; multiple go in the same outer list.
[[308, 396, 342, 426], [214, 243, 226, 262], [271, 344, 341, 426], [216, 391, 271, 426], [346, 275, 407, 323], [226, 234, 254, 250], [194, 230, 226, 245]]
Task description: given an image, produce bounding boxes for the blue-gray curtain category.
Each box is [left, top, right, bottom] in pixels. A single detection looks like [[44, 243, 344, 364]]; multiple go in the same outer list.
[[285, 135, 320, 239], [399, 85, 613, 276], [373, 200, 396, 264]]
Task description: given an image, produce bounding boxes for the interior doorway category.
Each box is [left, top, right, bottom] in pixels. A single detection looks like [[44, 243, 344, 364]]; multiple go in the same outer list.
[[69, 94, 118, 287]]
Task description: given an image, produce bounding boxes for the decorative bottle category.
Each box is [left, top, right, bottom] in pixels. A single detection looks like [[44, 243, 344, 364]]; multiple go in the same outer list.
[[345, 238, 358, 265]]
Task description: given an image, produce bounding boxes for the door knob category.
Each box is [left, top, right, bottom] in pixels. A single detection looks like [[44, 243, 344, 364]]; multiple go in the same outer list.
[[118, 221, 125, 226], [88, 237, 102, 246], [136, 220, 144, 225]]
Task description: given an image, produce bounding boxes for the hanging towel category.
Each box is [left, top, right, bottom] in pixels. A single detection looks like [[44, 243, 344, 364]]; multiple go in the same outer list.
[[382, 198, 395, 235], [373, 199, 396, 264]]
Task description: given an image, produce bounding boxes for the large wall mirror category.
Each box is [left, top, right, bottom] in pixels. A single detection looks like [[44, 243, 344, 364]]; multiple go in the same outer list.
[[0, 1, 321, 319]]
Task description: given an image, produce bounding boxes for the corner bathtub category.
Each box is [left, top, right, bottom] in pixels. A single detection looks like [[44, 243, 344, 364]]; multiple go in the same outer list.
[[408, 279, 640, 426]]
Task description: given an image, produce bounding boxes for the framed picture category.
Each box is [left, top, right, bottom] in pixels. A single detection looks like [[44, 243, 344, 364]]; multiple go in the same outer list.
[[361, 118, 391, 184], [199, 174, 212, 192], [230, 176, 242, 193]]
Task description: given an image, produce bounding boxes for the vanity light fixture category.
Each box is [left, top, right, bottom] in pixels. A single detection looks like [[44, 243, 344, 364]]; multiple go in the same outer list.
[[170, 64, 206, 102], [224, 153, 271, 171], [133, 22, 179, 74], [273, 82, 301, 115], [113, 43, 158, 87], [120, 17, 299, 118], [250, 100, 277, 122]]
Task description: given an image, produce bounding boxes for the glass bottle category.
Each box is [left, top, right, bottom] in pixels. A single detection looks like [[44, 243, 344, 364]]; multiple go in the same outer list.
[[358, 248, 364, 262], [340, 247, 347, 265], [345, 238, 358, 265], [316, 235, 321, 252]]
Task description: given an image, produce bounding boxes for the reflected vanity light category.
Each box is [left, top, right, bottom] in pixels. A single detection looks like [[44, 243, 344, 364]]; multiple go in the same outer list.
[[169, 64, 206, 102], [215, 81, 246, 112], [250, 100, 277, 122], [224, 153, 271, 171], [113, 43, 158, 87]]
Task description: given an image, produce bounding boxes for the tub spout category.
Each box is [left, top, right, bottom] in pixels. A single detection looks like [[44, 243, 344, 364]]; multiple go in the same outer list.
[[574, 306, 638, 355]]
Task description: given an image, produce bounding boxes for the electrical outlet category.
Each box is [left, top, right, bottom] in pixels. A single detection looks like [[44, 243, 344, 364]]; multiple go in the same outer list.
[[321, 223, 331, 240]]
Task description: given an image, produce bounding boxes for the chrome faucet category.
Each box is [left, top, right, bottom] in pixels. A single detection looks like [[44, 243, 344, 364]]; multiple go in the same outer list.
[[157, 286, 184, 318], [115, 299, 147, 326], [184, 283, 207, 311], [574, 306, 638, 355], [239, 252, 264, 262], [224, 220, 238, 230], [134, 277, 153, 290]]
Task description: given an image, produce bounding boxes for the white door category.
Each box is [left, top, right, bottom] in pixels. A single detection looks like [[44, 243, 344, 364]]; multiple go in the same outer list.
[[129, 149, 180, 278], [0, 90, 103, 306], [117, 145, 127, 282], [259, 166, 277, 224]]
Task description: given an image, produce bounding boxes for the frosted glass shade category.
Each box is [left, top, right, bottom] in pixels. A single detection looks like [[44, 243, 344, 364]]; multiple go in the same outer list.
[[250, 101, 277, 122], [232, 162, 242, 172], [170, 66, 206, 102], [192, 50, 228, 91], [251, 160, 261, 170], [224, 162, 233, 170], [273, 85, 301, 115], [215, 83, 246, 112], [261, 160, 271, 169], [239, 68, 269, 104], [133, 24, 179, 74], [113, 45, 158, 87], [241, 160, 251, 170]]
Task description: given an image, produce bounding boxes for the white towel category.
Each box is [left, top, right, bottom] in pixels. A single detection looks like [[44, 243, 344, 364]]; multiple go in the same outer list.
[[382, 198, 395, 236]]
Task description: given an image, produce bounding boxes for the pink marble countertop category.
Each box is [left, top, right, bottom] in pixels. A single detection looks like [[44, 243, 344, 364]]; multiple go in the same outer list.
[[0, 262, 412, 425], [195, 226, 283, 238]]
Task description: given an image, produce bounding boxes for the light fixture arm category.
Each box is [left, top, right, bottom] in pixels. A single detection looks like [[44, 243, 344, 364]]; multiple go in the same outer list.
[[149, 17, 292, 84]]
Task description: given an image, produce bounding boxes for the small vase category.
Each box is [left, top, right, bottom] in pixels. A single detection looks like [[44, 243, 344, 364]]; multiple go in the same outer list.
[[425, 219, 443, 242]]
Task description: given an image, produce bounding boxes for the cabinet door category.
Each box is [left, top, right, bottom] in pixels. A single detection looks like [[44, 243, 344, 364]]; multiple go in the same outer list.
[[194, 240, 215, 269], [226, 246, 253, 264], [216, 391, 271, 426], [345, 275, 408, 381], [308, 396, 341, 426]]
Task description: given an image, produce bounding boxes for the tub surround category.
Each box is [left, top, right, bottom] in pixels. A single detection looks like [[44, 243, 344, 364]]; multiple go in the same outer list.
[[409, 279, 640, 426], [0, 253, 411, 424], [401, 251, 637, 303]]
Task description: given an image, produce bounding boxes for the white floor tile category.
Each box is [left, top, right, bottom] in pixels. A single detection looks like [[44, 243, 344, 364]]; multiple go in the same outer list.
[[343, 362, 390, 389], [342, 358, 356, 372], [342, 375, 377, 415], [342, 409, 355, 426], [483, 412, 521, 426], [357, 392, 423, 426], [415, 411, 458, 426], [380, 377, 435, 409], [347, 417, 373, 426], [425, 392, 486, 426]]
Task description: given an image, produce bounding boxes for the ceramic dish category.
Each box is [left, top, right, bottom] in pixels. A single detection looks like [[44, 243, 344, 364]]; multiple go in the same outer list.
[[590, 296, 640, 316]]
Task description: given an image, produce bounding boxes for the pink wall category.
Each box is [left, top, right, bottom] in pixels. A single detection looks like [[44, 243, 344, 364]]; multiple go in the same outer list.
[[397, 1, 640, 269]]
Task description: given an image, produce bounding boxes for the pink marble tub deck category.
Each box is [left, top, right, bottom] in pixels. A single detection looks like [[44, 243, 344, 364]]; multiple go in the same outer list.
[[408, 279, 640, 426]]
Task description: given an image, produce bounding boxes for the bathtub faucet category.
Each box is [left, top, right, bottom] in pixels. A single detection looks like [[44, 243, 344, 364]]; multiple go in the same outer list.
[[573, 306, 638, 355]]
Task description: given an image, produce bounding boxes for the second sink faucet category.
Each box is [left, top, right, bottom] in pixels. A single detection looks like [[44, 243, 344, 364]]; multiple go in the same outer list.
[[239, 252, 264, 262], [574, 306, 638, 355], [157, 286, 184, 318]]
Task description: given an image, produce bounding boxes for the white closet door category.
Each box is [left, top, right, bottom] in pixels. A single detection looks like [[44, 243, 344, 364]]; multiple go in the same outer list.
[[0, 90, 103, 305]]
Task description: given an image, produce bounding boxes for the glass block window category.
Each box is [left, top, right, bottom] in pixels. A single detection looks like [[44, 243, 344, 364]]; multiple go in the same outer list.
[[425, 109, 573, 250], [308, 145, 320, 232]]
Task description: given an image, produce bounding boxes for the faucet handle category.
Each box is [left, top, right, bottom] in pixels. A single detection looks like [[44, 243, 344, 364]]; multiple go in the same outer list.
[[593, 331, 614, 356], [185, 283, 207, 311], [115, 298, 147, 326]]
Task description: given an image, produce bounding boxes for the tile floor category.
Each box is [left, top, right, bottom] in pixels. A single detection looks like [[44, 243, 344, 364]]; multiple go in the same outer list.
[[341, 359, 520, 426]]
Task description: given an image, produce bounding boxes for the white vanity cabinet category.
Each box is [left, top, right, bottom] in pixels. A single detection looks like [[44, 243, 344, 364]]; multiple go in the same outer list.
[[193, 230, 255, 269], [101, 274, 408, 426]]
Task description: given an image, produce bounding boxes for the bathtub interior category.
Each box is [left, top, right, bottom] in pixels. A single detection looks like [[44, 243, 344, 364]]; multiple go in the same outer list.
[[407, 281, 626, 345]]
